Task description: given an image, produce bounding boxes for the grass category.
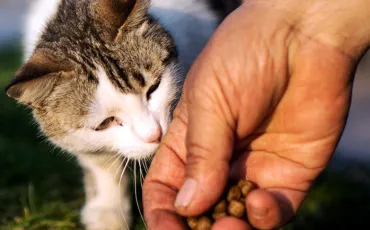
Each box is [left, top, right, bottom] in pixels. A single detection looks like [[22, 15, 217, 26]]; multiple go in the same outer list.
[[1, 42, 370, 230], [0, 43, 146, 229], [0, 42, 84, 229]]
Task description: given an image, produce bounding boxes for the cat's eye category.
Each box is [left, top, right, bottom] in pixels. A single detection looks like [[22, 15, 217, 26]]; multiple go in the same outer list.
[[146, 80, 161, 100], [95, 117, 118, 131]]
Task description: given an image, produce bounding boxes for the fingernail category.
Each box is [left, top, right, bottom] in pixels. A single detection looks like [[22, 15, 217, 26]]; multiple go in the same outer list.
[[174, 178, 197, 208], [251, 206, 268, 218]]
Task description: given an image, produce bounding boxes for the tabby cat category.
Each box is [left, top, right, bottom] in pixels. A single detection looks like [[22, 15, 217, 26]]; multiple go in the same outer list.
[[6, 0, 239, 229]]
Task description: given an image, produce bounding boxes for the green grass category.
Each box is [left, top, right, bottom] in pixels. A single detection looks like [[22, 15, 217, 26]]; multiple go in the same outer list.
[[0, 42, 146, 230], [1, 43, 370, 230], [282, 162, 370, 229], [0, 42, 84, 229]]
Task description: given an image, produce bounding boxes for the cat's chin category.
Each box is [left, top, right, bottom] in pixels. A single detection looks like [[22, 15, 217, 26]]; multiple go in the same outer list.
[[119, 143, 159, 160]]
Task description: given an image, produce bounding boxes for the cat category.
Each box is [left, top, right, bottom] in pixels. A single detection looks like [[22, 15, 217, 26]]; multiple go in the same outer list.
[[6, 0, 239, 229]]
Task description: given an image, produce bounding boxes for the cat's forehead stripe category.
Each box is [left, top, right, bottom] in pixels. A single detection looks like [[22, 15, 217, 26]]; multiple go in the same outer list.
[[132, 72, 146, 87], [103, 55, 133, 92], [34, 0, 177, 95]]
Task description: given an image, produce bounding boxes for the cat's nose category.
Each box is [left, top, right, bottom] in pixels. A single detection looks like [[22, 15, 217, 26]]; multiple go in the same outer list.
[[133, 116, 162, 143], [144, 126, 162, 143]]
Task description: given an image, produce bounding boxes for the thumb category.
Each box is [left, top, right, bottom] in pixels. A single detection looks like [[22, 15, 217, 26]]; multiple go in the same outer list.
[[172, 9, 282, 216], [173, 54, 276, 216]]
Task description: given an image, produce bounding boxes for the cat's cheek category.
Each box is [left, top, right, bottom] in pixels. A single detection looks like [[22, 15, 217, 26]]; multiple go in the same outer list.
[[106, 126, 158, 159], [150, 76, 179, 134], [118, 144, 159, 160], [157, 109, 171, 134], [47, 126, 126, 155]]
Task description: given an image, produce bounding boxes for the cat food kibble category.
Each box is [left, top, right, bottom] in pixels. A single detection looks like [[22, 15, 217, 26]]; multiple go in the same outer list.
[[187, 217, 198, 229], [213, 200, 227, 213], [186, 179, 255, 229], [227, 200, 245, 218], [212, 212, 227, 220], [241, 183, 255, 196], [227, 186, 242, 201], [196, 217, 212, 230]]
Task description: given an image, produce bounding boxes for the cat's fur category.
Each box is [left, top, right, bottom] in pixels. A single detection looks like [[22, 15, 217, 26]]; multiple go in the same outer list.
[[6, 0, 239, 229]]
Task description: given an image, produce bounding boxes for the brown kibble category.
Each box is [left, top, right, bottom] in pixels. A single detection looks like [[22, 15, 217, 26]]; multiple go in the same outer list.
[[212, 212, 227, 220], [195, 216, 212, 230], [238, 179, 249, 188], [187, 217, 198, 229], [241, 182, 255, 196], [227, 186, 241, 202], [228, 200, 245, 218], [214, 200, 227, 213], [186, 180, 253, 229]]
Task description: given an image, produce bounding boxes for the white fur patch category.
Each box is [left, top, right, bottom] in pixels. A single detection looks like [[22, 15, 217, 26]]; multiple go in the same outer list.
[[54, 65, 178, 160], [79, 156, 125, 206], [22, 1, 217, 229], [79, 156, 131, 230]]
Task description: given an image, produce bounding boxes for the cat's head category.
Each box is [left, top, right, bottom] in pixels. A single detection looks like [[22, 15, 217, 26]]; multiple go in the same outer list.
[[6, 0, 180, 159]]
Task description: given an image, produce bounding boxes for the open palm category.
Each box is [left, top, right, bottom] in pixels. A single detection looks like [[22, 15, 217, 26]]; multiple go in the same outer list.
[[144, 1, 369, 229]]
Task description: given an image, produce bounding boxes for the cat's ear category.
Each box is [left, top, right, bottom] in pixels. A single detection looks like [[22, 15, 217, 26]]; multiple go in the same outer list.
[[6, 49, 74, 108], [92, 0, 149, 40]]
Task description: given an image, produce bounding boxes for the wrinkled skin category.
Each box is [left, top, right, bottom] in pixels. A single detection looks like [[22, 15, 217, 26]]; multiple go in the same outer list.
[[144, 0, 370, 229]]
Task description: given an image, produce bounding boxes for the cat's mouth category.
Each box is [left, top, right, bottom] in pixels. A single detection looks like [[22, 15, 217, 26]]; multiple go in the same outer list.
[[119, 142, 160, 160]]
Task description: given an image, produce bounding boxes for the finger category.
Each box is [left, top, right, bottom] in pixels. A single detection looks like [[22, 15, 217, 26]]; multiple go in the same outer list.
[[241, 37, 356, 229], [173, 45, 236, 216], [144, 101, 189, 229], [173, 5, 287, 216], [246, 188, 305, 229], [143, 149, 185, 230], [230, 150, 307, 229], [229, 151, 310, 229], [145, 208, 187, 230], [212, 217, 252, 230], [229, 148, 311, 229]]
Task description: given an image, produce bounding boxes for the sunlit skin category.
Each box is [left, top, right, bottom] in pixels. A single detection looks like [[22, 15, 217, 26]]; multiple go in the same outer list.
[[143, 0, 370, 229]]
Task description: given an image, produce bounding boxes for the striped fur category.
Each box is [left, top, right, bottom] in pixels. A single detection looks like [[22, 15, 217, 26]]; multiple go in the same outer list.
[[6, 0, 240, 229]]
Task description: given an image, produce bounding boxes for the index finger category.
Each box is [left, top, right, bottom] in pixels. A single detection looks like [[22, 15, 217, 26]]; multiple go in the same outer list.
[[143, 100, 188, 229]]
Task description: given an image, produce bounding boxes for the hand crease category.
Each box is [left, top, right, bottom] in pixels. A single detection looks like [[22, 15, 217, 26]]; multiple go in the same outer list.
[[263, 149, 326, 171]]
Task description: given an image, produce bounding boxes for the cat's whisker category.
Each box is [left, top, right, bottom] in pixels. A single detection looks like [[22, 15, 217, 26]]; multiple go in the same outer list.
[[138, 160, 143, 183], [128, 162, 134, 173], [141, 160, 147, 174], [148, 154, 154, 165], [145, 160, 150, 173], [138, 160, 147, 228], [106, 153, 122, 172], [118, 159, 131, 230], [139, 160, 145, 190], [103, 152, 121, 167], [142, 159, 149, 174], [114, 157, 127, 180], [15, 0, 225, 229], [134, 161, 147, 229]]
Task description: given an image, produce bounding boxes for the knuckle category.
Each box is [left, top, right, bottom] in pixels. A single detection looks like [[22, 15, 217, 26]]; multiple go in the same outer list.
[[186, 141, 214, 167], [187, 142, 213, 159]]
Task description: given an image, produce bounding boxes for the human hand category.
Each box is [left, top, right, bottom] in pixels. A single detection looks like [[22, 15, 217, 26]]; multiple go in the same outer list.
[[144, 1, 370, 229]]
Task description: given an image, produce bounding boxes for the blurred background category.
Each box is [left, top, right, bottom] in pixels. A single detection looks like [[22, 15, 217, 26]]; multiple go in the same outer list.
[[0, 0, 369, 229]]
